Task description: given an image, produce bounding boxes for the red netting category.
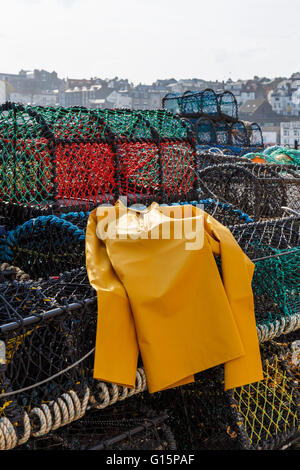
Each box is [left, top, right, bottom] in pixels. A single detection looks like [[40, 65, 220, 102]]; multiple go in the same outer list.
[[118, 140, 160, 204], [55, 142, 116, 210], [0, 103, 199, 214], [118, 139, 197, 204], [160, 140, 196, 200]]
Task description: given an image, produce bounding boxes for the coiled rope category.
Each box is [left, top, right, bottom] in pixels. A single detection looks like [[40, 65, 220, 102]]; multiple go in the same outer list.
[[0, 368, 147, 450]]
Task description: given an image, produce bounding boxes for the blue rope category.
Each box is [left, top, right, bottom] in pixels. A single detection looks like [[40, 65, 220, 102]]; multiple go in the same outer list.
[[2, 215, 85, 263]]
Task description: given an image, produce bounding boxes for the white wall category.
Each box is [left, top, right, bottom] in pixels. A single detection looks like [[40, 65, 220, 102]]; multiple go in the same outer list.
[[280, 121, 300, 146], [262, 131, 278, 146], [0, 81, 6, 104]]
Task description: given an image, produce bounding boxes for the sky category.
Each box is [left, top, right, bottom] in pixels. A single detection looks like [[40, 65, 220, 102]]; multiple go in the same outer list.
[[1, 0, 299, 84]]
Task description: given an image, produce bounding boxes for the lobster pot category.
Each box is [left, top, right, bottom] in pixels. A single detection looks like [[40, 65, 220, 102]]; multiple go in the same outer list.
[[19, 403, 175, 451], [231, 217, 300, 342], [241, 163, 300, 217], [247, 123, 263, 148], [196, 118, 216, 146], [162, 89, 237, 121], [180, 91, 200, 115], [218, 91, 238, 120], [1, 215, 86, 279], [142, 347, 299, 450], [197, 163, 293, 220], [138, 110, 191, 139], [215, 122, 231, 146], [0, 105, 53, 208], [0, 103, 199, 221], [0, 269, 97, 449], [161, 93, 182, 115], [0, 268, 149, 450], [201, 89, 219, 117], [231, 121, 249, 147]]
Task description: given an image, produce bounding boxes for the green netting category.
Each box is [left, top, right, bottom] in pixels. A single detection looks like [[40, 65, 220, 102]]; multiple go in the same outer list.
[[244, 146, 300, 167], [0, 105, 53, 206], [0, 103, 198, 214], [252, 247, 300, 327], [27, 106, 111, 139], [96, 109, 153, 138], [138, 110, 190, 139], [230, 217, 300, 340]]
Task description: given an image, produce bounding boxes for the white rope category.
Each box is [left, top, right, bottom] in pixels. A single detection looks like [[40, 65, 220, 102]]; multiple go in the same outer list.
[[257, 313, 300, 343], [0, 369, 148, 450], [93, 368, 147, 410], [0, 386, 90, 449]]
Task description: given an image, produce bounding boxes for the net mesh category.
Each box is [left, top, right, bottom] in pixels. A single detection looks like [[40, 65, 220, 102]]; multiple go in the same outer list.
[[162, 88, 238, 120], [17, 403, 175, 451], [142, 346, 299, 450], [0, 103, 198, 215], [196, 163, 299, 220], [0, 215, 85, 279], [230, 217, 300, 339], [0, 105, 53, 206]]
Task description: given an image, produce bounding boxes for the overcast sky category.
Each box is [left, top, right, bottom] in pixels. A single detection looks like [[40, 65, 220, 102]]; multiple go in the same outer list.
[[1, 0, 299, 84]]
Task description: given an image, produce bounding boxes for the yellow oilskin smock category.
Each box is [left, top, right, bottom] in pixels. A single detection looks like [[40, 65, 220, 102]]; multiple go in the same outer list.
[[85, 200, 263, 393]]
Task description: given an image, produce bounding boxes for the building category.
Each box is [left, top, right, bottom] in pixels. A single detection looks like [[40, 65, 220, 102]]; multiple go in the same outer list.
[[261, 125, 280, 146], [280, 121, 300, 147], [268, 73, 300, 116], [105, 90, 132, 109], [9, 91, 57, 106], [239, 98, 279, 124], [59, 84, 111, 107], [0, 81, 7, 104]]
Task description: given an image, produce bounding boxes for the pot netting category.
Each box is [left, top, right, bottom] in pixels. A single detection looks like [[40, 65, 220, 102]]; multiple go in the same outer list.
[[142, 346, 299, 450], [54, 140, 117, 211], [0, 215, 85, 279], [0, 104, 199, 218], [231, 121, 249, 147], [218, 91, 238, 120], [95, 109, 153, 139], [230, 217, 300, 341], [162, 89, 238, 121], [17, 402, 175, 451], [139, 110, 191, 139], [27, 106, 111, 140], [215, 122, 231, 146], [197, 150, 248, 169], [196, 118, 216, 146], [0, 104, 53, 207], [197, 163, 290, 220]]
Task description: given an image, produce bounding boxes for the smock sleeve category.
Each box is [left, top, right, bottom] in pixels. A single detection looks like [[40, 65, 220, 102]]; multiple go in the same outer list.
[[85, 208, 139, 388], [203, 212, 264, 390]]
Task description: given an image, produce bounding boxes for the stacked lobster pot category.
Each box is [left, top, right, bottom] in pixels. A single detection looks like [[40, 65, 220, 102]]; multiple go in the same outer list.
[[0, 103, 299, 450], [162, 88, 264, 156]]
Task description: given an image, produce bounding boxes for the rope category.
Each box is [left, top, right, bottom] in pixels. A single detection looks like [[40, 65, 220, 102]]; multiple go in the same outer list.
[[0, 263, 30, 282], [90, 368, 147, 410], [0, 368, 147, 450], [257, 314, 300, 343]]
